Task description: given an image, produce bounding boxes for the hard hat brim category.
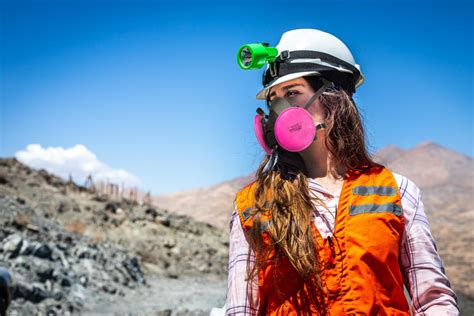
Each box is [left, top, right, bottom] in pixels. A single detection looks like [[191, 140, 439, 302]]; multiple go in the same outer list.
[[255, 71, 321, 100]]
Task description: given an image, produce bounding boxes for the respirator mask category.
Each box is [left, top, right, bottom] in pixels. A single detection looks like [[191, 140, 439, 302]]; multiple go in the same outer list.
[[254, 77, 334, 155]]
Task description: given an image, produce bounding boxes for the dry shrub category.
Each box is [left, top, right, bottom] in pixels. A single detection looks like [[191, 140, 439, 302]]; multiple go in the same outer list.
[[90, 231, 104, 244], [64, 219, 86, 235], [15, 212, 30, 227], [136, 248, 157, 265]]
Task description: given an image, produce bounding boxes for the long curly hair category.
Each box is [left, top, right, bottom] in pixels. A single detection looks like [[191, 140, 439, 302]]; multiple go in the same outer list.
[[244, 75, 382, 314]]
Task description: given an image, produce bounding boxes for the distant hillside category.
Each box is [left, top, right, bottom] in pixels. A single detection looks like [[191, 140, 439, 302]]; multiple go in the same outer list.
[[152, 173, 255, 233], [374, 141, 472, 188]]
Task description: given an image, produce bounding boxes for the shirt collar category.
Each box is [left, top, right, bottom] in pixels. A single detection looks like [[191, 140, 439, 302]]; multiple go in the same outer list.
[[307, 177, 342, 198]]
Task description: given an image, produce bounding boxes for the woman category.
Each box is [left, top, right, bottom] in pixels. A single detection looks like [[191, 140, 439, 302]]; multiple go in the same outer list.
[[225, 29, 459, 315]]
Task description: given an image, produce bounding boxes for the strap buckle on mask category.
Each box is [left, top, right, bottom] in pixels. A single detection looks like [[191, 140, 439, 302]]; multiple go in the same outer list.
[[316, 123, 327, 130]]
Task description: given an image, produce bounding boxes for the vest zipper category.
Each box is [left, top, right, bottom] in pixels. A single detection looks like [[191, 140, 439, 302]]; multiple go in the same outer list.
[[328, 234, 336, 258], [327, 175, 348, 244]]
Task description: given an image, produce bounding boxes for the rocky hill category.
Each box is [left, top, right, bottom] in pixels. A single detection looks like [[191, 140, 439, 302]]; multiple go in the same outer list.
[[0, 158, 228, 315]]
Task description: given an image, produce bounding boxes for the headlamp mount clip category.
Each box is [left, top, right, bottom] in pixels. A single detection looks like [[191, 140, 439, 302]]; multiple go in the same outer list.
[[267, 50, 291, 80]]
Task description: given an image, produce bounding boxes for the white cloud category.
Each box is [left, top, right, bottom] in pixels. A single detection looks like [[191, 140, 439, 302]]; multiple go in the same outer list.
[[15, 144, 141, 187]]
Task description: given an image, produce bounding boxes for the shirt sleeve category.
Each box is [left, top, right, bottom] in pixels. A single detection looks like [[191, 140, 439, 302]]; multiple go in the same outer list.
[[225, 200, 260, 315], [398, 175, 460, 315]]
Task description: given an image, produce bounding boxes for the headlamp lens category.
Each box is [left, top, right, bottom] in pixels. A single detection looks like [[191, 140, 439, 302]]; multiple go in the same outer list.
[[240, 47, 252, 67]]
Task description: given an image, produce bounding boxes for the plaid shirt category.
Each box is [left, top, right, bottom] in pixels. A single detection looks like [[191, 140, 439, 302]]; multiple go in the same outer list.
[[224, 172, 459, 315]]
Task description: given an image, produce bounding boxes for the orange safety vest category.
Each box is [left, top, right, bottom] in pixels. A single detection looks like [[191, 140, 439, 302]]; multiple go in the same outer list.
[[235, 165, 410, 315]]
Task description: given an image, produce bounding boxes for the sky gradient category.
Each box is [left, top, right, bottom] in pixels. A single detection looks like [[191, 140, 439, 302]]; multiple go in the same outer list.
[[1, 0, 472, 194]]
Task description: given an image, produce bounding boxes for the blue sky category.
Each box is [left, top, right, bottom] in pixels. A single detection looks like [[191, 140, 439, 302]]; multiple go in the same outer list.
[[1, 0, 472, 195]]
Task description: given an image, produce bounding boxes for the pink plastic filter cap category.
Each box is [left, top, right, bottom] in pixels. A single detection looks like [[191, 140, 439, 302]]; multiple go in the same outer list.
[[274, 107, 316, 152]]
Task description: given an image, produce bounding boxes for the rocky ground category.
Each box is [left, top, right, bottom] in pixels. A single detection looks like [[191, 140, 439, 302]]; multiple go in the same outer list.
[[0, 158, 228, 315]]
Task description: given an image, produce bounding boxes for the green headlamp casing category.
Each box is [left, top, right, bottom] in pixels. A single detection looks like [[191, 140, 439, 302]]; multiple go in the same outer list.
[[237, 43, 278, 70]]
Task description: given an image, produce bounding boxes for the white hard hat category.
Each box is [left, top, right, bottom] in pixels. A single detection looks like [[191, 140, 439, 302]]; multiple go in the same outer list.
[[256, 28, 365, 100]]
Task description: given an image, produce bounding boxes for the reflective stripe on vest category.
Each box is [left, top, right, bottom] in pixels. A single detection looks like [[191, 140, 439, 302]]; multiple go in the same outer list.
[[235, 165, 410, 315]]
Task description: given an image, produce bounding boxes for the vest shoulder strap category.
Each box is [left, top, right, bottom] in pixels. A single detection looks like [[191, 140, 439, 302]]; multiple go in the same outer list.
[[235, 180, 274, 235], [235, 180, 258, 233]]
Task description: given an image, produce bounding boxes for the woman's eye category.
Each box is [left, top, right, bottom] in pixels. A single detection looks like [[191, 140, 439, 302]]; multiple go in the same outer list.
[[286, 90, 300, 97], [266, 91, 300, 107]]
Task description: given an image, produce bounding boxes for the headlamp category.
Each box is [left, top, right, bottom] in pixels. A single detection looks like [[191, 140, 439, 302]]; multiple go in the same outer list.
[[237, 43, 278, 70]]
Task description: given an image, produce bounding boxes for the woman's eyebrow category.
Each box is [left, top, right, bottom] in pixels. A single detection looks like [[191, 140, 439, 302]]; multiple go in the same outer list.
[[268, 84, 304, 98]]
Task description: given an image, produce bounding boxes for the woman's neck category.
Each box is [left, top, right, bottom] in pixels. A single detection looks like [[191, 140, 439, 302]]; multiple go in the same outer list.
[[298, 141, 346, 183]]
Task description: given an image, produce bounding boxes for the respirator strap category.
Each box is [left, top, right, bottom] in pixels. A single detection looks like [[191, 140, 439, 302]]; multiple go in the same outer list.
[[302, 78, 335, 110]]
